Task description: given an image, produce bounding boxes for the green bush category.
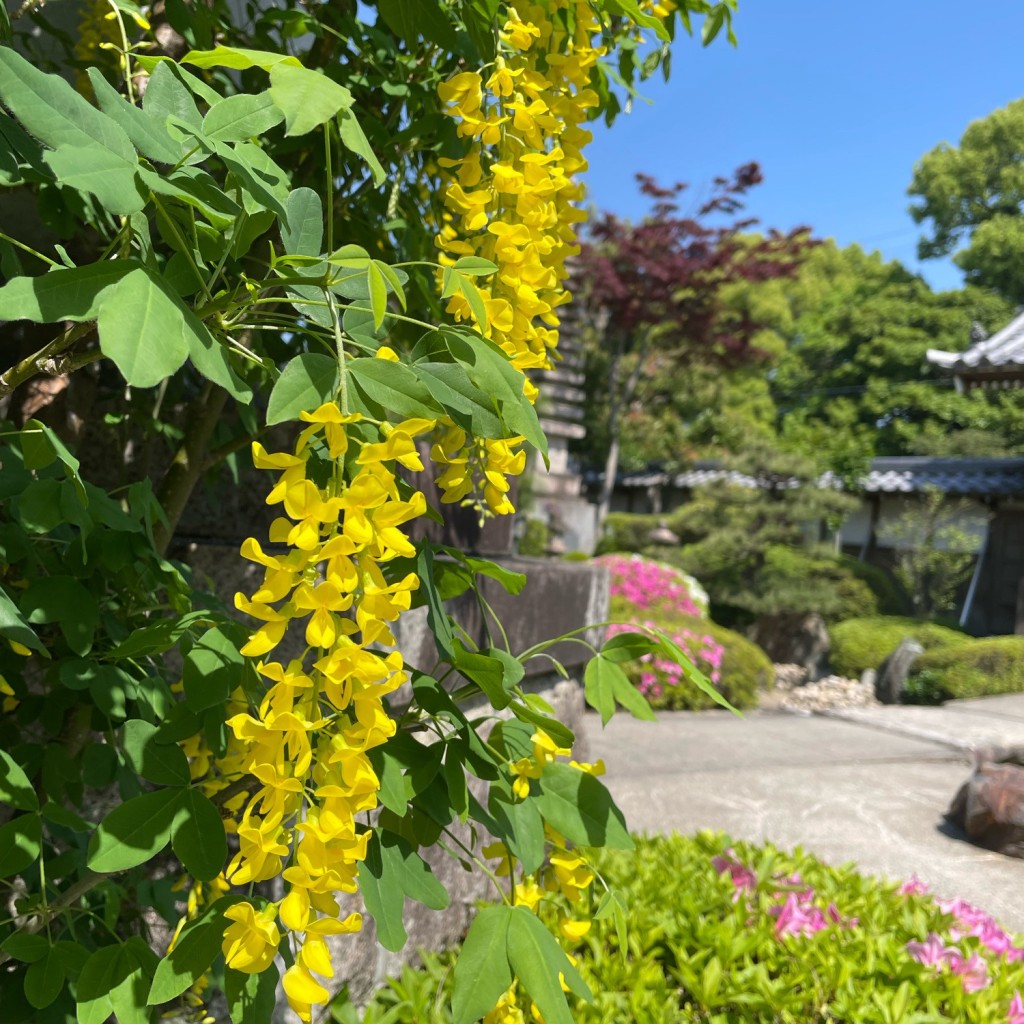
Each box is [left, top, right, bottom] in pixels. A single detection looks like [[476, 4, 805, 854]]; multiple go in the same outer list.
[[909, 635, 1024, 701], [830, 616, 967, 678], [517, 516, 549, 556], [343, 833, 1024, 1023], [837, 554, 909, 616], [594, 512, 661, 555]]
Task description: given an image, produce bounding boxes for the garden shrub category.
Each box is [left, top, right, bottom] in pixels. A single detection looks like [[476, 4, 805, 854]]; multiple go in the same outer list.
[[517, 516, 550, 557], [344, 833, 1024, 1023], [909, 636, 1024, 702], [597, 552, 709, 619], [836, 554, 909, 616], [830, 616, 967, 678], [594, 512, 662, 556]]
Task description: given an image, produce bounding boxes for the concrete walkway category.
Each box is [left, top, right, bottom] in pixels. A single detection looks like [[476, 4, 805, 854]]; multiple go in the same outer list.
[[588, 694, 1024, 932]]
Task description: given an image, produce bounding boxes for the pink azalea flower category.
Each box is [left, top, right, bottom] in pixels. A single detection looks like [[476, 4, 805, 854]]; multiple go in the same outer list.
[[770, 893, 827, 937], [1008, 991, 1024, 1024], [711, 850, 757, 900], [899, 874, 929, 896], [944, 950, 989, 993], [907, 934, 948, 967]]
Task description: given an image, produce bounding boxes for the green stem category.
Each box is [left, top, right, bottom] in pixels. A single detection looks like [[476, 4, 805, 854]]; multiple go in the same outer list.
[[0, 230, 60, 268], [326, 289, 349, 415]]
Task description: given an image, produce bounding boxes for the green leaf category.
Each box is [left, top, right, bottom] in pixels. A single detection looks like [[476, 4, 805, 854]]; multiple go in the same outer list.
[[488, 791, 545, 874], [0, 262, 134, 324], [44, 144, 145, 216], [87, 788, 181, 873], [121, 720, 191, 787], [584, 655, 655, 725], [347, 357, 443, 420], [359, 829, 450, 952], [0, 48, 135, 160], [367, 261, 388, 330], [0, 749, 38, 811], [457, 274, 488, 330], [583, 657, 616, 726], [282, 187, 323, 256], [87, 70, 181, 164], [452, 255, 498, 276], [593, 888, 629, 954], [182, 626, 244, 712], [76, 945, 128, 1024], [148, 901, 241, 1005], [358, 831, 406, 952], [451, 906, 513, 1024], [218, 141, 289, 219], [203, 91, 284, 142], [509, 700, 575, 749], [108, 937, 158, 1024], [24, 948, 64, 1009], [109, 610, 213, 659], [368, 747, 408, 815], [1, 932, 49, 963], [438, 329, 547, 458], [97, 268, 191, 387], [41, 800, 91, 832], [653, 627, 738, 713], [21, 418, 85, 501], [171, 789, 227, 881], [21, 575, 98, 656], [702, 4, 727, 45], [507, 906, 591, 1024], [266, 352, 340, 424], [534, 761, 633, 850], [337, 107, 386, 185], [142, 61, 202, 128], [377, 0, 459, 49], [604, 0, 670, 40], [0, 814, 41, 878], [225, 963, 279, 1024], [182, 45, 302, 71], [414, 361, 505, 437], [600, 631, 660, 663], [0, 584, 45, 654], [452, 642, 516, 709], [460, 554, 527, 595], [269, 63, 352, 137]]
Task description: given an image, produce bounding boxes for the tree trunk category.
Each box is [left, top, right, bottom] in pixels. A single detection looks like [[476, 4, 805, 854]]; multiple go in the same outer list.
[[596, 328, 651, 530]]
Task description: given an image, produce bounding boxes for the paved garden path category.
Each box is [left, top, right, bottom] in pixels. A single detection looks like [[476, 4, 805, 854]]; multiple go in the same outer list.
[[588, 694, 1024, 932]]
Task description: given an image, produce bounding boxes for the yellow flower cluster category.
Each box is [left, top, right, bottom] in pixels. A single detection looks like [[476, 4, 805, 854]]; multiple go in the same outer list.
[[431, 1, 604, 518], [436, 2, 603, 379], [214, 403, 435, 1022]]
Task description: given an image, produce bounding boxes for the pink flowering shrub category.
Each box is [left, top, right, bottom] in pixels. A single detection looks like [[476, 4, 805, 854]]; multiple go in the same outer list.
[[598, 553, 772, 710], [572, 834, 1024, 1022], [596, 553, 708, 619]]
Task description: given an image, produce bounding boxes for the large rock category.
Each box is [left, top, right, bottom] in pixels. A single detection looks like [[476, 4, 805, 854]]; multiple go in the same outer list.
[[750, 613, 829, 679], [875, 637, 923, 704], [947, 747, 1024, 858]]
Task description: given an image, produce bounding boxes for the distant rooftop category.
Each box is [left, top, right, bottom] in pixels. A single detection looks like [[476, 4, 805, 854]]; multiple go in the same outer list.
[[928, 310, 1024, 387], [614, 457, 1024, 496]]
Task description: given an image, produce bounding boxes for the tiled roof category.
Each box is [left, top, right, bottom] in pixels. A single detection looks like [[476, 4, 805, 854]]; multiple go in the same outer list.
[[615, 457, 1024, 496], [928, 310, 1024, 378], [853, 457, 1024, 495]]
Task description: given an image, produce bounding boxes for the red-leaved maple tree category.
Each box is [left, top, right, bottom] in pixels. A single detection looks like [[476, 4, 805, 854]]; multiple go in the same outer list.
[[575, 165, 815, 522]]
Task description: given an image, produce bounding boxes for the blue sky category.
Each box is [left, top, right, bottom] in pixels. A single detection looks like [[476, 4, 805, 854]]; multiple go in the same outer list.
[[582, 1, 1024, 292]]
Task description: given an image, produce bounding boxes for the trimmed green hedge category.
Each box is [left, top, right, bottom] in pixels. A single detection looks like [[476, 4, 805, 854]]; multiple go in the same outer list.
[[342, 833, 1024, 1024], [909, 635, 1024, 702], [830, 616, 967, 678]]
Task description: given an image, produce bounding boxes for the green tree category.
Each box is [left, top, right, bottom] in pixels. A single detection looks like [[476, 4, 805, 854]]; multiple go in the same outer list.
[[768, 242, 1018, 463], [908, 97, 1024, 301]]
